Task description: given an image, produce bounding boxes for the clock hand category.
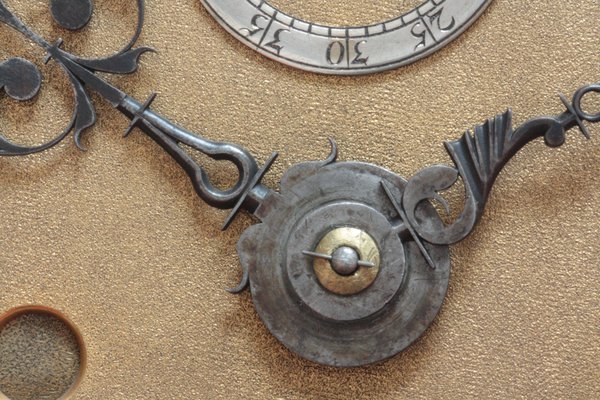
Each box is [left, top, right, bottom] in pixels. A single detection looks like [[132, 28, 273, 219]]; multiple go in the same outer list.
[[1, 0, 599, 367], [233, 86, 597, 366]]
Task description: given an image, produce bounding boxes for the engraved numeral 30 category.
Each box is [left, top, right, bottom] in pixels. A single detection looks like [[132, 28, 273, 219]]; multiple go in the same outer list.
[[326, 40, 368, 66]]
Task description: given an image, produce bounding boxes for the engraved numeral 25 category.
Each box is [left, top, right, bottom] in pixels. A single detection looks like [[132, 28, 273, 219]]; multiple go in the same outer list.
[[326, 40, 368, 66], [411, 7, 456, 50]]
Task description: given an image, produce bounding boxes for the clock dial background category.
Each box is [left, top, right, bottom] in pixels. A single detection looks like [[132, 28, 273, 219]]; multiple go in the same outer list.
[[0, 0, 598, 398]]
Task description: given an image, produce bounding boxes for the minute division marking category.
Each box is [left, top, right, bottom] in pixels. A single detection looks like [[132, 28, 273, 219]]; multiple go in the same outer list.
[[345, 30, 350, 68], [211, 0, 493, 74]]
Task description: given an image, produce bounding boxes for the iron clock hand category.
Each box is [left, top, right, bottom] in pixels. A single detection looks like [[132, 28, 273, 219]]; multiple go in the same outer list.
[[1, 0, 598, 367]]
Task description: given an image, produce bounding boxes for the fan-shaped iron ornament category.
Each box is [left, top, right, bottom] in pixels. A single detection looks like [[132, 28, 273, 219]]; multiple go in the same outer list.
[[0, 0, 598, 366]]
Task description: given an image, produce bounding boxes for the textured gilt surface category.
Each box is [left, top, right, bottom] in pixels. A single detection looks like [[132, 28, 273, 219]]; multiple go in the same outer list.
[[0, 0, 598, 399]]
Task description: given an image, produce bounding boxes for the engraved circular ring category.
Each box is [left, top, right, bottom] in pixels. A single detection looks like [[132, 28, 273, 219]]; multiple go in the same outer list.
[[200, 0, 493, 75]]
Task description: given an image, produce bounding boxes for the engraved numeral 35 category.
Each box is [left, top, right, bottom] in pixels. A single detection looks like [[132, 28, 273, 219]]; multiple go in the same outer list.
[[241, 14, 268, 37]]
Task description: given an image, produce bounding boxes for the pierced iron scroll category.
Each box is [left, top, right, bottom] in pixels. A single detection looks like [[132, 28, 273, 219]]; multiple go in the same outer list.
[[0, 0, 261, 210]]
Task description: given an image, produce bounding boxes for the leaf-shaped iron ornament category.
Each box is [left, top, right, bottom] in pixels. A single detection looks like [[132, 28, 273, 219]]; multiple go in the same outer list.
[[0, 0, 257, 208], [0, 0, 153, 154], [1, 0, 599, 367]]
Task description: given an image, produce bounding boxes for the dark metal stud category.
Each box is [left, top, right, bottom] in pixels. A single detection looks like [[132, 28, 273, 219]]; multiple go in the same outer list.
[[50, 0, 93, 31], [0, 58, 42, 101]]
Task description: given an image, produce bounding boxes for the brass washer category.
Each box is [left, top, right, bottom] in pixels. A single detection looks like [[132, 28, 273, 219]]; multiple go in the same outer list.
[[313, 227, 380, 295]]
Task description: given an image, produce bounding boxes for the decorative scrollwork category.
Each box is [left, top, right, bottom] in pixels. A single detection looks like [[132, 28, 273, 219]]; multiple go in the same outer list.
[[50, 0, 93, 31], [0, 56, 75, 156], [0, 58, 41, 101], [401, 86, 598, 246], [0, 0, 150, 154], [0, 0, 260, 211]]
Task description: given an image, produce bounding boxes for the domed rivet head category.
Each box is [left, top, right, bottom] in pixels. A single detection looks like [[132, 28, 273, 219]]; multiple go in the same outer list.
[[330, 246, 360, 276]]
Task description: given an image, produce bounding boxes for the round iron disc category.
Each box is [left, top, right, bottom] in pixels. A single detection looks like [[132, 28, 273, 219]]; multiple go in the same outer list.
[[237, 161, 451, 366]]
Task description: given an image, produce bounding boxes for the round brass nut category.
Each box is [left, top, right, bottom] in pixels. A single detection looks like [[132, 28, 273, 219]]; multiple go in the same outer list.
[[313, 227, 380, 295]]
